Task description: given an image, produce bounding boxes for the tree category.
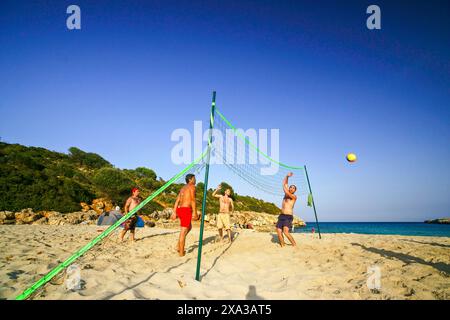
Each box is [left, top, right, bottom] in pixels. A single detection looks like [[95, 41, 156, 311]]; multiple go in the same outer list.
[[134, 167, 157, 180], [68, 147, 111, 169], [92, 168, 134, 204]]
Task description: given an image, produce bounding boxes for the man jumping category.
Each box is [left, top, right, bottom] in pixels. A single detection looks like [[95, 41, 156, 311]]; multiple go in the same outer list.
[[212, 184, 234, 243], [171, 174, 199, 256], [276, 172, 297, 247]]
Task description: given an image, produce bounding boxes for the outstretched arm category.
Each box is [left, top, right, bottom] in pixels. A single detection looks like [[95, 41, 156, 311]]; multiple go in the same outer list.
[[282, 173, 297, 200], [212, 185, 222, 198]]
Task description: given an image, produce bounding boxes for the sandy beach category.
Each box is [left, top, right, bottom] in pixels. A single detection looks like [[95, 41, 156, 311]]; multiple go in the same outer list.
[[1, 225, 449, 300]]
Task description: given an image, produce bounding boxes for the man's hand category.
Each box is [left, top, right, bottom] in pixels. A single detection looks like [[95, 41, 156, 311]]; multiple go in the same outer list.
[[170, 211, 177, 220], [193, 212, 200, 221], [287, 172, 293, 177], [212, 184, 222, 198]]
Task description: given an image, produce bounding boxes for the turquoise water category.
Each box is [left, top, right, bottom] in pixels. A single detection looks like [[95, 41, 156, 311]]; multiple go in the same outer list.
[[294, 222, 450, 237]]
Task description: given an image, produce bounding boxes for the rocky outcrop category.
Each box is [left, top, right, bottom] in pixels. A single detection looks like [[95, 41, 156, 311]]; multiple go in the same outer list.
[[81, 198, 114, 214], [0, 209, 99, 226], [0, 211, 15, 221], [145, 208, 306, 232], [80, 202, 91, 212], [204, 211, 306, 232], [147, 208, 173, 220], [424, 218, 450, 224], [0, 207, 306, 233], [14, 208, 42, 224]]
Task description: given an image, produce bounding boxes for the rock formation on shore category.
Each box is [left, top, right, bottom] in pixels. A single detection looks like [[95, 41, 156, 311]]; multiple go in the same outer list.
[[424, 218, 450, 224], [0, 207, 306, 232], [0, 208, 99, 226]]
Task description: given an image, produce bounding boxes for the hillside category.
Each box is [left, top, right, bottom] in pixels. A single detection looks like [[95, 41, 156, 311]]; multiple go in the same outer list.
[[0, 142, 280, 215]]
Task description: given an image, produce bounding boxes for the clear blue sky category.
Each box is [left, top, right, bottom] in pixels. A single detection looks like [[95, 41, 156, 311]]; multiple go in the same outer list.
[[1, 0, 449, 222]]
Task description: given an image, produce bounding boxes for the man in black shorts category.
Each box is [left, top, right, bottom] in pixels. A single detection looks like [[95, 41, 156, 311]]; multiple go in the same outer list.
[[119, 187, 141, 242], [276, 172, 297, 247]]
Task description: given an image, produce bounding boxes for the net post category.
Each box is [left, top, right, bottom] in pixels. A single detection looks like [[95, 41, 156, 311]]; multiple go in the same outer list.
[[304, 165, 322, 239], [195, 91, 216, 281]]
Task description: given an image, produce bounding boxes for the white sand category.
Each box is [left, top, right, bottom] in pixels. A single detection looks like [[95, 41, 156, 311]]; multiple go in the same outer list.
[[0, 225, 449, 300]]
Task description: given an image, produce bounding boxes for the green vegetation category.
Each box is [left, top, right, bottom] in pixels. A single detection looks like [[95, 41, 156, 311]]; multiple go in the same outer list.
[[0, 142, 280, 214]]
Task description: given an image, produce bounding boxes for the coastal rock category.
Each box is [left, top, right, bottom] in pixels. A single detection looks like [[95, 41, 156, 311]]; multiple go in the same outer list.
[[22, 214, 43, 224], [424, 218, 450, 224], [80, 202, 90, 212], [32, 217, 48, 225], [0, 208, 99, 225], [0, 207, 305, 230], [81, 210, 98, 221], [0, 211, 15, 220], [14, 209, 42, 224], [47, 213, 64, 226], [145, 221, 156, 227], [203, 211, 305, 232], [2, 219, 16, 225], [91, 198, 114, 214], [41, 211, 60, 218], [65, 212, 82, 224], [14, 208, 33, 220], [149, 208, 173, 220]]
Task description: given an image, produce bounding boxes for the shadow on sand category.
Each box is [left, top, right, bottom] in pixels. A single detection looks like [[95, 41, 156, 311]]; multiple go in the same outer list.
[[101, 232, 242, 298], [199, 232, 240, 280], [351, 243, 450, 275], [270, 232, 296, 246], [101, 258, 195, 299], [135, 231, 179, 242], [186, 235, 217, 254], [245, 285, 264, 300], [400, 239, 450, 249], [270, 233, 279, 244]]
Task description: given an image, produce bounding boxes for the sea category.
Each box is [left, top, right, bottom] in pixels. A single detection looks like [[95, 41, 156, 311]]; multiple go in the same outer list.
[[294, 222, 450, 237]]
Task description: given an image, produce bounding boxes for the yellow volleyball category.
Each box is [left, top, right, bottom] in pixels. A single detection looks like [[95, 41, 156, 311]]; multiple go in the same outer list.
[[346, 153, 357, 163]]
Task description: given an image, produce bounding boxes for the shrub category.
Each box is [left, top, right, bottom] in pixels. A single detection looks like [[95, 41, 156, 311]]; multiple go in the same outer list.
[[69, 147, 111, 169], [92, 167, 135, 204]]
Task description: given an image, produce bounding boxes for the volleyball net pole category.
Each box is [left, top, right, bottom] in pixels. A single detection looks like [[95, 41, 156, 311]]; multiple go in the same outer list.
[[195, 91, 216, 281], [304, 165, 322, 239]]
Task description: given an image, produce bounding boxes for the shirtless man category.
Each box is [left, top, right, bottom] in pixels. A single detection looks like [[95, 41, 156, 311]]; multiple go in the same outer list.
[[276, 172, 297, 247], [120, 187, 141, 242], [212, 184, 235, 243], [171, 174, 199, 256]]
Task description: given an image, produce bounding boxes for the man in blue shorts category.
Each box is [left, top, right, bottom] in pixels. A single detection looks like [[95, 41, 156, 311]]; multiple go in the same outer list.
[[276, 172, 297, 247]]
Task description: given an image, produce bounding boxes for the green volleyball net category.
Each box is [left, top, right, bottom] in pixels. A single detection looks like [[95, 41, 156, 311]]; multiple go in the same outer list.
[[16, 98, 320, 300], [210, 108, 310, 199]]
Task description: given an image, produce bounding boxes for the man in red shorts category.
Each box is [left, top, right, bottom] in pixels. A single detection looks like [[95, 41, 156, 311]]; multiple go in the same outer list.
[[171, 174, 199, 256]]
